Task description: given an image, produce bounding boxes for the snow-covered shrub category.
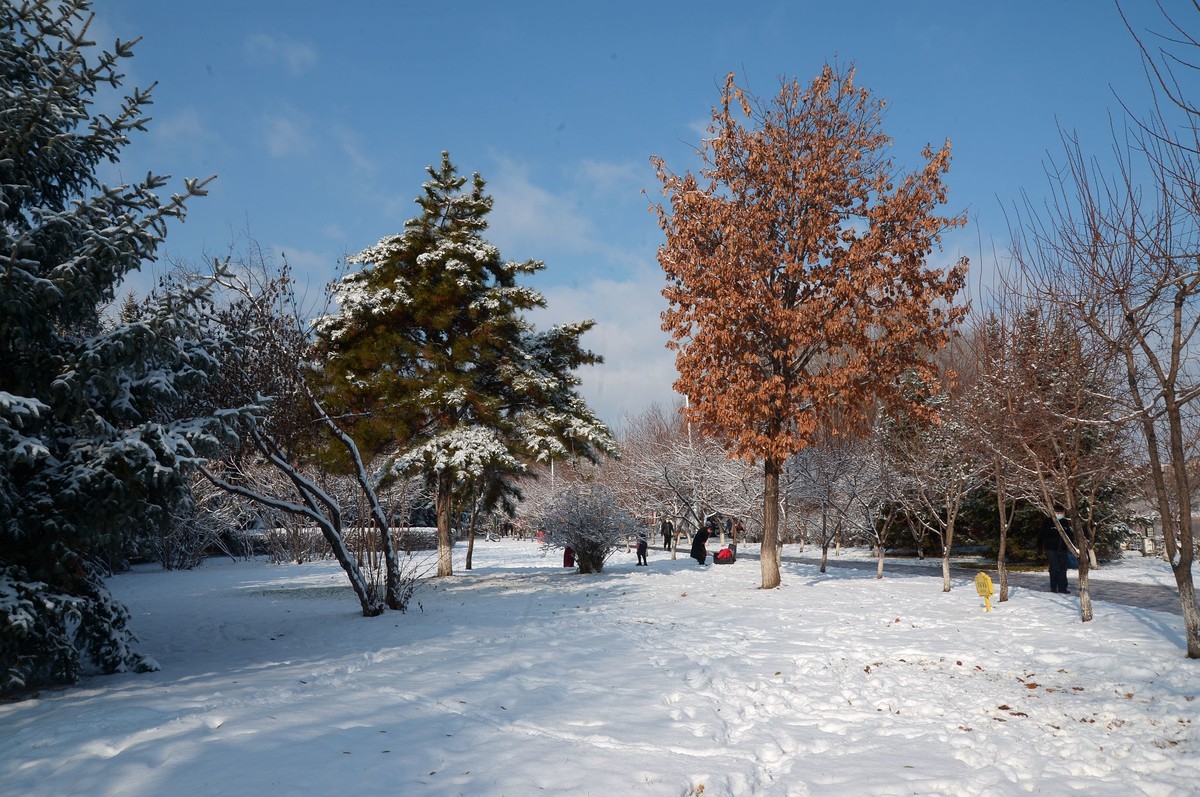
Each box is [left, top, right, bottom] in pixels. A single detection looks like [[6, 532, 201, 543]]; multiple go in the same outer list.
[[0, 566, 155, 693], [536, 484, 637, 573], [0, 568, 79, 692]]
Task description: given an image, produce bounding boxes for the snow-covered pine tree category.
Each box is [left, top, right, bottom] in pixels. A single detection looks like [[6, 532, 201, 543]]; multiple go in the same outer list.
[[0, 1, 230, 693], [316, 153, 617, 577]]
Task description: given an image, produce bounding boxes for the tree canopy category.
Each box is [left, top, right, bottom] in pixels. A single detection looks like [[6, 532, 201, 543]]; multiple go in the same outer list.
[[652, 65, 968, 588]]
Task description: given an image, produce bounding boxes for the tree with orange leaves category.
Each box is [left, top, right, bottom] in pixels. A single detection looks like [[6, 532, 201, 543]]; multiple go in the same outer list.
[[651, 64, 968, 589]]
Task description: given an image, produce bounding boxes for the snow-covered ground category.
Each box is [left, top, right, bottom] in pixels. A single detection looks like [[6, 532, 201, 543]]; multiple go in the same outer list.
[[2, 541, 1197, 796]]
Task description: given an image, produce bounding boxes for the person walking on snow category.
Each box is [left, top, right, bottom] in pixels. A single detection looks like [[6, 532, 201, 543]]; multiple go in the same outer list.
[[1038, 508, 1072, 594], [636, 531, 649, 566], [690, 524, 710, 566]]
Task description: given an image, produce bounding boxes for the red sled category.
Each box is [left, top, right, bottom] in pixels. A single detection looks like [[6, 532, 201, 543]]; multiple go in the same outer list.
[[713, 548, 735, 564]]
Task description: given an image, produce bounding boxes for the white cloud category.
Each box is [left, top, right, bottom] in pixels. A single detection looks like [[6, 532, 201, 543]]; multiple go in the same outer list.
[[244, 33, 317, 76], [532, 277, 678, 432], [334, 126, 376, 175], [482, 157, 678, 429], [260, 107, 313, 158], [152, 107, 208, 142], [487, 159, 596, 256], [686, 116, 713, 143], [574, 159, 645, 195]]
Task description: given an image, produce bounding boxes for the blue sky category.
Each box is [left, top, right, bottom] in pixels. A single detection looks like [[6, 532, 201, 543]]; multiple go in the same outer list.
[[93, 1, 1183, 428]]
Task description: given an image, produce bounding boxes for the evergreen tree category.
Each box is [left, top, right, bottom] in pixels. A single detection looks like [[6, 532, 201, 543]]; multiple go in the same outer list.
[[317, 153, 617, 576], [0, 1, 228, 692]]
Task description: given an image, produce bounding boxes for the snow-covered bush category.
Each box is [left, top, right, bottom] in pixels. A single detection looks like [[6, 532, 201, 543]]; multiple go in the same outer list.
[[536, 484, 637, 573], [0, 566, 155, 693]]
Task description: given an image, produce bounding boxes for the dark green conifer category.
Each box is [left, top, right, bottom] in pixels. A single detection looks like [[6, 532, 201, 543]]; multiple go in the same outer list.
[[317, 153, 617, 576]]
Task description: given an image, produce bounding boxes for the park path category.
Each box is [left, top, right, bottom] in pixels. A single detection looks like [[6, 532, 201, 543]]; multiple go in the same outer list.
[[768, 552, 1190, 616]]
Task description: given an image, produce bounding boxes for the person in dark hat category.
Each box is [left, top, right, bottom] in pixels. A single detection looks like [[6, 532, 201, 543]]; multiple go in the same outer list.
[[690, 524, 710, 566], [1038, 508, 1072, 594]]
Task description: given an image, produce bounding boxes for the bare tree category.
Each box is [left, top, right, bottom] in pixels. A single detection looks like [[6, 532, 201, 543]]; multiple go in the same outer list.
[[989, 296, 1132, 621], [964, 308, 1026, 603], [839, 431, 902, 579], [151, 475, 243, 570], [608, 404, 756, 556], [534, 483, 637, 574], [883, 378, 985, 593], [196, 256, 419, 616], [1000, 1, 1200, 655], [788, 436, 862, 573]]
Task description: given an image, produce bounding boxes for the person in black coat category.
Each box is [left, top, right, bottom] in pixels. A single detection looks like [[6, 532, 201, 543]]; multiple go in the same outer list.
[[1038, 509, 1072, 594], [690, 525, 710, 566]]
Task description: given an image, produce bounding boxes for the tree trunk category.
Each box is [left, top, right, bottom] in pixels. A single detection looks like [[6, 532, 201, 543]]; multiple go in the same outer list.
[[578, 550, 604, 574], [996, 541, 1010, 604], [464, 493, 480, 571], [1139, 389, 1199, 656], [761, 458, 782, 589], [1166, 495, 1200, 656], [994, 459, 1011, 602], [941, 517, 955, 593], [1174, 565, 1200, 658], [875, 544, 884, 579], [319, 518, 385, 617], [435, 470, 454, 577], [200, 463, 384, 617], [819, 509, 829, 574], [379, 524, 403, 609], [1074, 523, 1093, 623], [305, 385, 405, 610], [1077, 565, 1093, 622]]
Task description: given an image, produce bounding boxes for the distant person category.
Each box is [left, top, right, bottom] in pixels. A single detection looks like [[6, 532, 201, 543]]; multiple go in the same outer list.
[[1038, 509, 1071, 594], [690, 525, 710, 566], [636, 532, 649, 566], [661, 518, 674, 550], [563, 546, 575, 568]]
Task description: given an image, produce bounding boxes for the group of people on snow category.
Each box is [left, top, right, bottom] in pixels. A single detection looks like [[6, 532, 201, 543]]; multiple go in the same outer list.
[[652, 515, 740, 567], [563, 508, 1077, 596]]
